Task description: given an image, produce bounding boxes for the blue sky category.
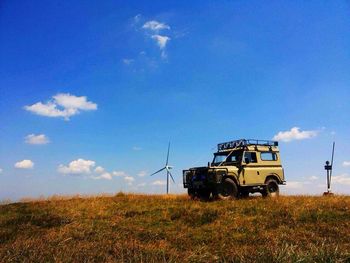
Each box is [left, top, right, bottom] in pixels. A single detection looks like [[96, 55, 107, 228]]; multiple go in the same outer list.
[[1, 1, 350, 200]]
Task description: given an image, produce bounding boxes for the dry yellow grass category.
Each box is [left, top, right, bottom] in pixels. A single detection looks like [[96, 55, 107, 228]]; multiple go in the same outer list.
[[0, 193, 350, 262]]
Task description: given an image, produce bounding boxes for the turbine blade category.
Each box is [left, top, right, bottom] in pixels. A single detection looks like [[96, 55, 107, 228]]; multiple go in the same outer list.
[[330, 142, 335, 184], [150, 167, 166, 176], [166, 142, 170, 165]]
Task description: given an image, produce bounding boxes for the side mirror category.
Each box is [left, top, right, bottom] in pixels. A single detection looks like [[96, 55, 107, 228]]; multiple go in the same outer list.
[[245, 157, 250, 164]]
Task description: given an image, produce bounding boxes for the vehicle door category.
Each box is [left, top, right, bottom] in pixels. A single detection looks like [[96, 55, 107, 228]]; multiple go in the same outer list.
[[241, 151, 265, 185]]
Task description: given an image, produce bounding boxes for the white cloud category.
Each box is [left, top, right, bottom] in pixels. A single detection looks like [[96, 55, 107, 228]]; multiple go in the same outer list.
[[309, 176, 319, 181], [273, 127, 318, 142], [143, 20, 170, 31], [151, 35, 170, 50], [99, 172, 112, 180], [94, 166, 105, 174], [152, 180, 166, 186], [332, 174, 350, 185], [284, 181, 304, 189], [25, 134, 50, 145], [137, 182, 146, 187], [15, 160, 34, 169], [343, 161, 350, 167], [58, 159, 95, 174], [53, 93, 96, 110], [137, 170, 147, 177], [91, 172, 113, 180], [58, 159, 130, 181], [124, 176, 135, 183], [24, 93, 97, 120], [140, 20, 171, 59], [112, 171, 127, 177], [0, 168, 3, 174], [151, 35, 170, 58], [132, 146, 142, 151], [123, 58, 134, 65], [93, 171, 125, 181]]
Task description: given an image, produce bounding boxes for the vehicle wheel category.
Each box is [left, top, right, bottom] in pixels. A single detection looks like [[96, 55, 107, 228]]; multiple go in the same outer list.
[[216, 178, 238, 200], [262, 179, 279, 197]]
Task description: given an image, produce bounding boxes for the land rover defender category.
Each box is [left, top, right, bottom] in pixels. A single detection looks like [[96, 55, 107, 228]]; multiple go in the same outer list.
[[183, 139, 286, 199]]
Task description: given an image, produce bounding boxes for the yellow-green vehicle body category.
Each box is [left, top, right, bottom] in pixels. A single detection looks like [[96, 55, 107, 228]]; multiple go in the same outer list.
[[183, 139, 286, 199]]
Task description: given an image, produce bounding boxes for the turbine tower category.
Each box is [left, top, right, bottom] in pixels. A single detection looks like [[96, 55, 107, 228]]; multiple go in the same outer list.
[[150, 142, 175, 194]]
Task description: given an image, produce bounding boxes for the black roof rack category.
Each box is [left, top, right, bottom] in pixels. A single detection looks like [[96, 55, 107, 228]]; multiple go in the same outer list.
[[217, 139, 278, 152]]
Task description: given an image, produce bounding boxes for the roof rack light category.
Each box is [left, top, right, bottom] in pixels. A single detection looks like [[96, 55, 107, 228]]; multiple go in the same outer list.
[[217, 139, 278, 151]]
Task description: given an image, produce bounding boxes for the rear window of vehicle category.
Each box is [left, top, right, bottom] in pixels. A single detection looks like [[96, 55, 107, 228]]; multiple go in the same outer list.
[[260, 152, 277, 161]]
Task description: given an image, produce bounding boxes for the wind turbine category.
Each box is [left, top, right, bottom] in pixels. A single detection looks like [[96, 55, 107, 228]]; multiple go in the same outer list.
[[323, 142, 335, 196], [150, 142, 175, 194]]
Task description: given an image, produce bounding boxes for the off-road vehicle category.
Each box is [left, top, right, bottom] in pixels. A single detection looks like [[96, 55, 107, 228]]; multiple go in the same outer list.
[[183, 139, 286, 199]]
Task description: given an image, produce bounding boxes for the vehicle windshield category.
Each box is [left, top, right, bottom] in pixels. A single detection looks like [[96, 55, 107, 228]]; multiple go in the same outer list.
[[212, 150, 243, 166]]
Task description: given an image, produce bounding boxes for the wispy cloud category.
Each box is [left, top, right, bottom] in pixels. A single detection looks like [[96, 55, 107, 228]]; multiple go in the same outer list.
[[122, 58, 134, 65], [25, 134, 50, 145], [142, 20, 170, 32], [0, 168, 3, 174], [151, 35, 170, 58], [24, 93, 97, 120], [132, 146, 142, 151], [284, 181, 304, 189], [137, 170, 147, 177], [142, 19, 171, 59], [343, 161, 350, 167], [15, 160, 34, 169], [273, 127, 318, 142], [309, 176, 319, 181], [112, 171, 128, 177], [152, 180, 166, 186], [332, 174, 350, 185], [133, 14, 141, 24], [124, 176, 135, 185]]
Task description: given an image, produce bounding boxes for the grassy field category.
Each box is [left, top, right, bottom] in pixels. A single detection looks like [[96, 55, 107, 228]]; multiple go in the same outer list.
[[0, 194, 350, 262]]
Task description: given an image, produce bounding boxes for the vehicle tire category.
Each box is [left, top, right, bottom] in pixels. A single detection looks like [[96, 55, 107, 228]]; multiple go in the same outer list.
[[216, 178, 238, 200], [262, 179, 279, 197]]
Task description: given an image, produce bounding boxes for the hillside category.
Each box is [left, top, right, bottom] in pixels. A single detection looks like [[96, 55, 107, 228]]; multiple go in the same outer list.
[[1, 194, 350, 262]]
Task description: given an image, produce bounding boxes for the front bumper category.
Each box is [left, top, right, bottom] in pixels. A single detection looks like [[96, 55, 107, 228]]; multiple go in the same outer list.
[[183, 168, 227, 189], [183, 169, 214, 188]]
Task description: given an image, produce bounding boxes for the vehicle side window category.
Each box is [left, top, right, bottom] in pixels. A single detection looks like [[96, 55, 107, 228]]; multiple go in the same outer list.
[[260, 152, 277, 161], [244, 152, 257, 163]]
